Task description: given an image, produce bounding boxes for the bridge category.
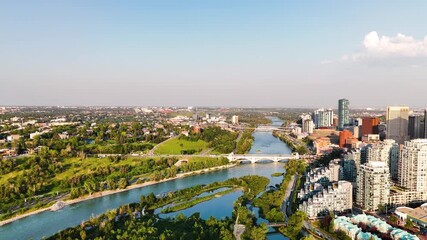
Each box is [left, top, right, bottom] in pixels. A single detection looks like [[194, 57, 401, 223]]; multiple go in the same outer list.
[[266, 222, 287, 227], [227, 153, 299, 164]]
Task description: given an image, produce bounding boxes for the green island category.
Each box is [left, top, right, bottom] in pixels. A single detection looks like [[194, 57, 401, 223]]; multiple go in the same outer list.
[[47, 175, 271, 240], [46, 159, 310, 240], [235, 129, 255, 154]]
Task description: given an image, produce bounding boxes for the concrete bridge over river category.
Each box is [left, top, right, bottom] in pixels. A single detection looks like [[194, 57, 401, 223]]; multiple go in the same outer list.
[[227, 153, 299, 164]]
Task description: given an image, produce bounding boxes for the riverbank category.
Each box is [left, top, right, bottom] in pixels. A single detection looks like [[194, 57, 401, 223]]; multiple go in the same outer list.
[[0, 163, 237, 227]]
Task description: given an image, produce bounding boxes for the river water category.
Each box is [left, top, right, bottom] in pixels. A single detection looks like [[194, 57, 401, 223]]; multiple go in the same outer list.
[[0, 117, 292, 240]]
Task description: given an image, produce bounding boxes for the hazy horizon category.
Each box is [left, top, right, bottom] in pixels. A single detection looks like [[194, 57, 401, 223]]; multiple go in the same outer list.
[[1, 1, 427, 107]]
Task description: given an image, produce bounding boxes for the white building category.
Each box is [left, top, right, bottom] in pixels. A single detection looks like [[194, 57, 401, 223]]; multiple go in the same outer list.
[[313, 108, 334, 128], [231, 115, 239, 125], [356, 161, 390, 211], [364, 139, 399, 181], [300, 181, 352, 218], [302, 119, 314, 134], [306, 159, 341, 185], [399, 139, 427, 192]]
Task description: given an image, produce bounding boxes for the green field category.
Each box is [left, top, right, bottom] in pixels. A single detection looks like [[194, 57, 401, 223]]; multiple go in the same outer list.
[[154, 138, 209, 155]]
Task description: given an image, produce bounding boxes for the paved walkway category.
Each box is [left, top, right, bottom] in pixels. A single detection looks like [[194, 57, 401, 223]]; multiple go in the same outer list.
[[282, 174, 296, 222]]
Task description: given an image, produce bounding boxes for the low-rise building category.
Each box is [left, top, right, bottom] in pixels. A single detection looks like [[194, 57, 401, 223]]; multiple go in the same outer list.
[[395, 203, 427, 228]]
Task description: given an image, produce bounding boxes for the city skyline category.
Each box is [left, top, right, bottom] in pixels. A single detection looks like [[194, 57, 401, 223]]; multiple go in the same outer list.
[[1, 1, 427, 107]]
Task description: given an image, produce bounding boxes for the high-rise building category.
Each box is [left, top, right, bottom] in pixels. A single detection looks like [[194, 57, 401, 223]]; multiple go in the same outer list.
[[339, 130, 353, 148], [399, 139, 427, 192], [424, 109, 427, 138], [408, 115, 423, 139], [231, 115, 239, 125], [356, 162, 390, 211], [362, 117, 379, 136], [338, 99, 350, 130], [362, 139, 399, 181], [313, 109, 334, 128], [386, 106, 409, 144]]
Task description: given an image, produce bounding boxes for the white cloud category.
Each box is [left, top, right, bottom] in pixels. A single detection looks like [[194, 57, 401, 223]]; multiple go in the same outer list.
[[349, 31, 427, 61]]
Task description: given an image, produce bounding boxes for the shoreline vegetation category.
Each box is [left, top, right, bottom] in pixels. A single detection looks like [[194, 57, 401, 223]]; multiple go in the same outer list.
[[0, 163, 237, 227], [47, 175, 271, 240]]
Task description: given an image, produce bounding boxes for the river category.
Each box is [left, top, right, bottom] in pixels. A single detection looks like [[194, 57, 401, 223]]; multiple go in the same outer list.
[[0, 117, 292, 240]]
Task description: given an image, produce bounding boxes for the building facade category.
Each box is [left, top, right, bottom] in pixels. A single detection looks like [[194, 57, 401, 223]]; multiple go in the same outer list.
[[338, 99, 350, 130], [386, 106, 409, 144], [408, 115, 424, 139], [362, 117, 379, 136], [231, 115, 239, 125], [356, 162, 390, 211], [302, 119, 314, 134], [299, 181, 352, 218], [313, 108, 334, 128], [399, 139, 427, 192]]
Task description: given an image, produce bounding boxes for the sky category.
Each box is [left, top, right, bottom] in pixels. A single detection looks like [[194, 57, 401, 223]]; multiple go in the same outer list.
[[1, 0, 427, 108]]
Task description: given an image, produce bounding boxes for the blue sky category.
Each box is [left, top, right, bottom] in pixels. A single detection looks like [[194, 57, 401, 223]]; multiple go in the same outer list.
[[1, 0, 427, 108]]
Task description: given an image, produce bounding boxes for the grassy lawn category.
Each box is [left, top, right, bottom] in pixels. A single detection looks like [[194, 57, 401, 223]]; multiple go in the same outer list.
[[154, 138, 208, 155], [0, 170, 23, 184]]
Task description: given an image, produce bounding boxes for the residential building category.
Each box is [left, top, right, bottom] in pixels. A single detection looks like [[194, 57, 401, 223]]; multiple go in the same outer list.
[[338, 99, 350, 130], [299, 181, 352, 218], [363, 139, 399, 180], [356, 162, 390, 211], [302, 119, 314, 134], [231, 115, 239, 125], [386, 106, 409, 144], [6, 134, 20, 142], [348, 125, 362, 139], [399, 139, 427, 192], [361, 117, 379, 136], [313, 108, 334, 128], [343, 148, 362, 183], [306, 159, 341, 185]]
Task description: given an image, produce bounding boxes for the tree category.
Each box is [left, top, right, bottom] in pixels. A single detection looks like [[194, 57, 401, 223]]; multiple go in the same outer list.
[[301, 236, 316, 240], [388, 215, 398, 225], [280, 211, 306, 240], [118, 178, 128, 189], [405, 218, 414, 229], [265, 208, 284, 222], [249, 223, 268, 240], [377, 204, 386, 214], [83, 179, 97, 195]]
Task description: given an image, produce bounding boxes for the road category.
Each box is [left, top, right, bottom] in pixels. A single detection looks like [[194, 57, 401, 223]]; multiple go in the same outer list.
[[282, 174, 297, 222], [303, 221, 336, 240]]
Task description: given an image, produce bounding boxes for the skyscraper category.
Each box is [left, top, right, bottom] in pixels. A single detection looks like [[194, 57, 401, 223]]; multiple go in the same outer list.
[[338, 99, 350, 130], [386, 106, 409, 144], [424, 109, 427, 138], [356, 162, 390, 211], [408, 115, 423, 139], [399, 139, 427, 192]]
